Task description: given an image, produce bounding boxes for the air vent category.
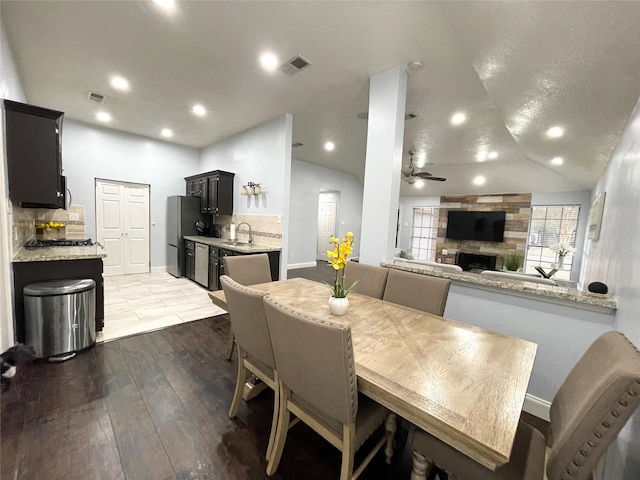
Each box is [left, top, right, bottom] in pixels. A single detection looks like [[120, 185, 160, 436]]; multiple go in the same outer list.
[[87, 91, 106, 104], [292, 142, 304, 148], [280, 55, 312, 76]]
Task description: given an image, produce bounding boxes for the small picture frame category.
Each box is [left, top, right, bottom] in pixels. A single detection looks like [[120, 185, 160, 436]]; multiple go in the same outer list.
[[588, 192, 606, 241]]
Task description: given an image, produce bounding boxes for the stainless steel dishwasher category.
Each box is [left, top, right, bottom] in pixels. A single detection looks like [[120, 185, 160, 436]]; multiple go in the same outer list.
[[195, 243, 209, 287]]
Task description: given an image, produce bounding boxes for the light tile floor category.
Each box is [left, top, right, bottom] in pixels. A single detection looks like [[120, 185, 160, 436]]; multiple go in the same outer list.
[[96, 272, 227, 343]]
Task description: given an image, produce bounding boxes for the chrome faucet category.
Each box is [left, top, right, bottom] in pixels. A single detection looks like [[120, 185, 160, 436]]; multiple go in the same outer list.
[[236, 222, 254, 244]]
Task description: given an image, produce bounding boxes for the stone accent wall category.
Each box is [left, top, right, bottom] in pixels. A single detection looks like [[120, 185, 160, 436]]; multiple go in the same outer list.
[[437, 194, 532, 269]]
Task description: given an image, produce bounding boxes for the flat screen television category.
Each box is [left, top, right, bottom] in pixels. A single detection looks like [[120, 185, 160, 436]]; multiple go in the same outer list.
[[446, 210, 506, 242]]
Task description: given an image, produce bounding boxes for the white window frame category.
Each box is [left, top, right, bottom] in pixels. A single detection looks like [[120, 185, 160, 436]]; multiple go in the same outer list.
[[411, 207, 439, 261]]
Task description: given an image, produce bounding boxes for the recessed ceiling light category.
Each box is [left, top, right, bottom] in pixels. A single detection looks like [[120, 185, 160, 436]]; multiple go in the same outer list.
[[324, 141, 335, 152], [477, 152, 487, 162], [546, 126, 565, 138], [161, 128, 173, 138], [96, 111, 111, 123], [415, 179, 425, 188], [259, 52, 279, 72], [551, 156, 564, 165], [191, 104, 206, 117], [153, 0, 175, 9], [473, 175, 486, 186], [110, 76, 130, 91], [450, 112, 467, 126], [488, 151, 499, 159]]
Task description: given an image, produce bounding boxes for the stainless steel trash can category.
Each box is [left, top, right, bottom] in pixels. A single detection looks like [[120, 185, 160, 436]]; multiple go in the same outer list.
[[24, 279, 96, 359]]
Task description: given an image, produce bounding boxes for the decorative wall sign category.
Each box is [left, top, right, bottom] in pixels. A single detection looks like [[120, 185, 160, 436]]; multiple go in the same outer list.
[[588, 192, 606, 241]]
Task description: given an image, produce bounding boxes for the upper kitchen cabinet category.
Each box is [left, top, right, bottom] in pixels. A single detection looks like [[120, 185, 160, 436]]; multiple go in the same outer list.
[[4, 100, 66, 209], [185, 170, 234, 215]]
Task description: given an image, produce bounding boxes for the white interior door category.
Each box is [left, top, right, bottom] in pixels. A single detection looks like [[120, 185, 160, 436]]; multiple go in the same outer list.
[[317, 198, 337, 259], [96, 180, 150, 276]]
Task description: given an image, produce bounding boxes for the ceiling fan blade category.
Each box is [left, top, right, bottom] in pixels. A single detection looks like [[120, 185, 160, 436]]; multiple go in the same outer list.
[[423, 176, 447, 182]]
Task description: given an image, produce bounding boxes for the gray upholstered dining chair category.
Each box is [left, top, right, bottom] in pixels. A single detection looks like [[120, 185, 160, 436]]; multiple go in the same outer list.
[[223, 253, 273, 360], [219, 275, 279, 461], [382, 268, 451, 316], [344, 261, 389, 299], [263, 296, 397, 480], [411, 330, 640, 480]]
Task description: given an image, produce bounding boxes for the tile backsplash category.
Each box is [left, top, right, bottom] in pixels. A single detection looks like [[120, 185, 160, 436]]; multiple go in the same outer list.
[[215, 214, 282, 248], [11, 203, 86, 254]]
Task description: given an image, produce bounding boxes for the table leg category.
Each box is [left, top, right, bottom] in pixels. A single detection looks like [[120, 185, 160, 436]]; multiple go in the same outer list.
[[242, 376, 268, 401]]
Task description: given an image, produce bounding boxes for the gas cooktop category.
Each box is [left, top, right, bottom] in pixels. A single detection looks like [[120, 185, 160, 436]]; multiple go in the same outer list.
[[25, 239, 95, 249]]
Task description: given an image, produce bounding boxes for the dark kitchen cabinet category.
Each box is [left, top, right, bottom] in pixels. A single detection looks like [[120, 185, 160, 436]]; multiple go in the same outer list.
[[185, 240, 196, 281], [185, 170, 234, 215], [4, 100, 66, 209], [12, 259, 104, 343]]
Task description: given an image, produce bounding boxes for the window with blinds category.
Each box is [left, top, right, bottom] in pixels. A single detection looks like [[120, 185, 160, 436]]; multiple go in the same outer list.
[[411, 207, 439, 261], [525, 205, 580, 280]]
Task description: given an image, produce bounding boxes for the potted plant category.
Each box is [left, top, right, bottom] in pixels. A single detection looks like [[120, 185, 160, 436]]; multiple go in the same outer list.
[[326, 232, 358, 315], [504, 252, 523, 272], [551, 243, 574, 268]]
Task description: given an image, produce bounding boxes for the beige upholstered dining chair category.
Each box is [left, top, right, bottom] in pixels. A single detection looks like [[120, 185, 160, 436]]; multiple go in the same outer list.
[[263, 296, 397, 480], [382, 269, 451, 316], [411, 330, 640, 480], [223, 253, 273, 360], [219, 275, 279, 461], [344, 261, 389, 299]]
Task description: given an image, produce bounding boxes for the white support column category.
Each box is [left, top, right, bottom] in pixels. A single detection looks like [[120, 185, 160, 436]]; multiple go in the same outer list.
[[359, 66, 407, 265]]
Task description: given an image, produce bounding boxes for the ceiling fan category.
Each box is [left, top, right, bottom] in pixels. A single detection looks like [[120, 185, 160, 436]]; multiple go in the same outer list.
[[401, 151, 446, 184]]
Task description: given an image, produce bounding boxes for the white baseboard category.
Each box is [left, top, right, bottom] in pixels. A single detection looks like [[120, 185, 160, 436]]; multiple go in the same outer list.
[[523, 393, 551, 421], [288, 262, 317, 270], [151, 266, 167, 273]]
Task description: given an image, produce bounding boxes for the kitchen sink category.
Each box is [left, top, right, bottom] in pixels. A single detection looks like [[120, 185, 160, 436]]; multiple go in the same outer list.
[[222, 240, 251, 246]]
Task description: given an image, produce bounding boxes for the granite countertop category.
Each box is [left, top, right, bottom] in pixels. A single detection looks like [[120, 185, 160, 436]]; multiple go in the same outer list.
[[381, 261, 617, 311], [183, 235, 281, 254], [13, 245, 107, 263]]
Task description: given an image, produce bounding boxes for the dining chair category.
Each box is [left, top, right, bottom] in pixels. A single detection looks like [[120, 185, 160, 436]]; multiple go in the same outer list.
[[223, 253, 273, 360], [219, 275, 279, 461], [480, 270, 557, 286], [263, 296, 397, 480], [410, 330, 640, 480], [344, 261, 389, 299], [382, 269, 451, 316]]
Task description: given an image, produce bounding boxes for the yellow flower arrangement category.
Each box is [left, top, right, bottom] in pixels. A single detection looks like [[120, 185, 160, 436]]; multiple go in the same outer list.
[[326, 231, 358, 298]]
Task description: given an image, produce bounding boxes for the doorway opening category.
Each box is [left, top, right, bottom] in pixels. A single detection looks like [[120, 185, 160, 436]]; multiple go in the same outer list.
[[95, 179, 150, 277], [317, 191, 340, 260]]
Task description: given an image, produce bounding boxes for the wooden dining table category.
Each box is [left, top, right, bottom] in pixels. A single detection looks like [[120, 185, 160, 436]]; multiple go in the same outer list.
[[209, 277, 537, 471]]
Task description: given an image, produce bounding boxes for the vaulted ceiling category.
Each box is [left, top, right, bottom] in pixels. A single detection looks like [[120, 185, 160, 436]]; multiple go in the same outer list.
[[2, 1, 639, 196]]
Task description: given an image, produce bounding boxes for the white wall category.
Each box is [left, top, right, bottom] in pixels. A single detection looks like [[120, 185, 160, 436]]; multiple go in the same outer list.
[[397, 196, 441, 250], [580, 100, 640, 480], [199, 114, 292, 277], [1, 20, 27, 350], [288, 159, 363, 267], [199, 115, 292, 216], [531, 190, 591, 283], [62, 120, 200, 268]]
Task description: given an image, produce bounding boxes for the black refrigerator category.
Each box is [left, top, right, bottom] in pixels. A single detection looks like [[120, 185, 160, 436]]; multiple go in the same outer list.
[[167, 196, 203, 277]]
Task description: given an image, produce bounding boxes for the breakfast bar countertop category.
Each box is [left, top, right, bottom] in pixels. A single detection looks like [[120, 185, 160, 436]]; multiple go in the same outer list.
[[183, 235, 281, 254], [381, 261, 618, 312], [12, 245, 107, 263]]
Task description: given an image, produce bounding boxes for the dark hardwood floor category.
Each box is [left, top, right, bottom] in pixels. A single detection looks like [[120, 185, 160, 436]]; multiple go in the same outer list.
[[1, 263, 547, 479]]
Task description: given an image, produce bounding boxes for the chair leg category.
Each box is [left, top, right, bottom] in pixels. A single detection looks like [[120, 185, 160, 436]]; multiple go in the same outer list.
[[265, 372, 279, 461], [226, 330, 235, 360], [410, 450, 433, 480], [266, 383, 291, 476], [384, 413, 397, 464], [340, 424, 356, 480], [228, 352, 246, 418]]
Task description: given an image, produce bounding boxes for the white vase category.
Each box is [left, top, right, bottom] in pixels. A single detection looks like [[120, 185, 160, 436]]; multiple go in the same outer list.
[[557, 255, 565, 268], [329, 296, 349, 316]]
